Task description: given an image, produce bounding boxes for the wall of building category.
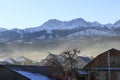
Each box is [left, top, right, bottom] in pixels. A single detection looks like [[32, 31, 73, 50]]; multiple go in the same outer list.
[[98, 71, 120, 80]]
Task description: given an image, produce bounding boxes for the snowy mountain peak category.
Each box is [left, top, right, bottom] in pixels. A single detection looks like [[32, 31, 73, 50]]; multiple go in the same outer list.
[[70, 18, 86, 23], [4, 57, 33, 65], [0, 28, 7, 32], [40, 19, 63, 29], [24, 18, 90, 33], [21, 18, 120, 34], [66, 18, 88, 27], [105, 23, 113, 29], [90, 21, 103, 27], [114, 20, 120, 28], [5, 58, 15, 64], [45, 19, 62, 23], [114, 20, 120, 24], [16, 56, 28, 61], [11, 28, 24, 34]]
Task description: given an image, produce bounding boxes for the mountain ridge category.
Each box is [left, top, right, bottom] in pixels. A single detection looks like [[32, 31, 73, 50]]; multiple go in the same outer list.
[[0, 18, 120, 42], [0, 18, 119, 31]]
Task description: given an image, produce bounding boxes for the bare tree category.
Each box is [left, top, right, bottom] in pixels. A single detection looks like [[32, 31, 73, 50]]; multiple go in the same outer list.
[[45, 49, 80, 80]]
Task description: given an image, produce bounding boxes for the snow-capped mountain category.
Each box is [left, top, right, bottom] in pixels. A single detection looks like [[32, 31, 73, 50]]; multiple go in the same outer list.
[[25, 18, 89, 33], [16, 56, 30, 62], [15, 56, 33, 65], [89, 21, 104, 27], [0, 18, 120, 42], [0, 28, 7, 32], [23, 18, 115, 34], [5, 58, 18, 64], [4, 56, 33, 65], [105, 23, 113, 29], [113, 20, 120, 28]]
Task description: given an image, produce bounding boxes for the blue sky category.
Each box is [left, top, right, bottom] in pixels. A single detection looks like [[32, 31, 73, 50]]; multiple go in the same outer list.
[[0, 0, 120, 29]]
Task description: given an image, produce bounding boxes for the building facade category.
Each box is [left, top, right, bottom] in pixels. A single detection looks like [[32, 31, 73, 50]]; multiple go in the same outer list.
[[84, 48, 120, 80]]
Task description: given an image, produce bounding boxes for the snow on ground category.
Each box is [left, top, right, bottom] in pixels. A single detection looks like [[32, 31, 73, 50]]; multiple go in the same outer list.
[[15, 70, 49, 80]]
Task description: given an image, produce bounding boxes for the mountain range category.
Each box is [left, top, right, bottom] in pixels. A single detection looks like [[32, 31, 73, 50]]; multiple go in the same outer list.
[[0, 18, 120, 59], [0, 18, 120, 42]]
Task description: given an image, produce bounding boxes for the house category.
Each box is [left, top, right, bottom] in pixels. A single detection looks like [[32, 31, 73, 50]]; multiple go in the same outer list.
[[83, 48, 120, 80], [36, 53, 91, 80], [37, 53, 58, 66], [38, 53, 91, 68], [0, 65, 29, 80]]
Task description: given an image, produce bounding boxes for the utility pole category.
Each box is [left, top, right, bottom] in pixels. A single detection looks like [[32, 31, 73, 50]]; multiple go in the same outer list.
[[108, 51, 111, 80]]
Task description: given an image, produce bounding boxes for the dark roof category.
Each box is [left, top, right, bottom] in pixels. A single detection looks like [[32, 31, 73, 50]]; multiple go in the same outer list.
[[6, 65, 53, 78], [0, 65, 30, 80], [84, 48, 120, 69], [84, 68, 120, 71]]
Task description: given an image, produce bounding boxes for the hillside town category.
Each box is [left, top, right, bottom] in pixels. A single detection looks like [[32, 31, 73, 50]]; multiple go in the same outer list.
[[0, 48, 119, 80]]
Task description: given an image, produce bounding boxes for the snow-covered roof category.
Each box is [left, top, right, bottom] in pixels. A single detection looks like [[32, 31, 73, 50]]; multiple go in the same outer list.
[[14, 70, 49, 80], [77, 70, 88, 75]]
